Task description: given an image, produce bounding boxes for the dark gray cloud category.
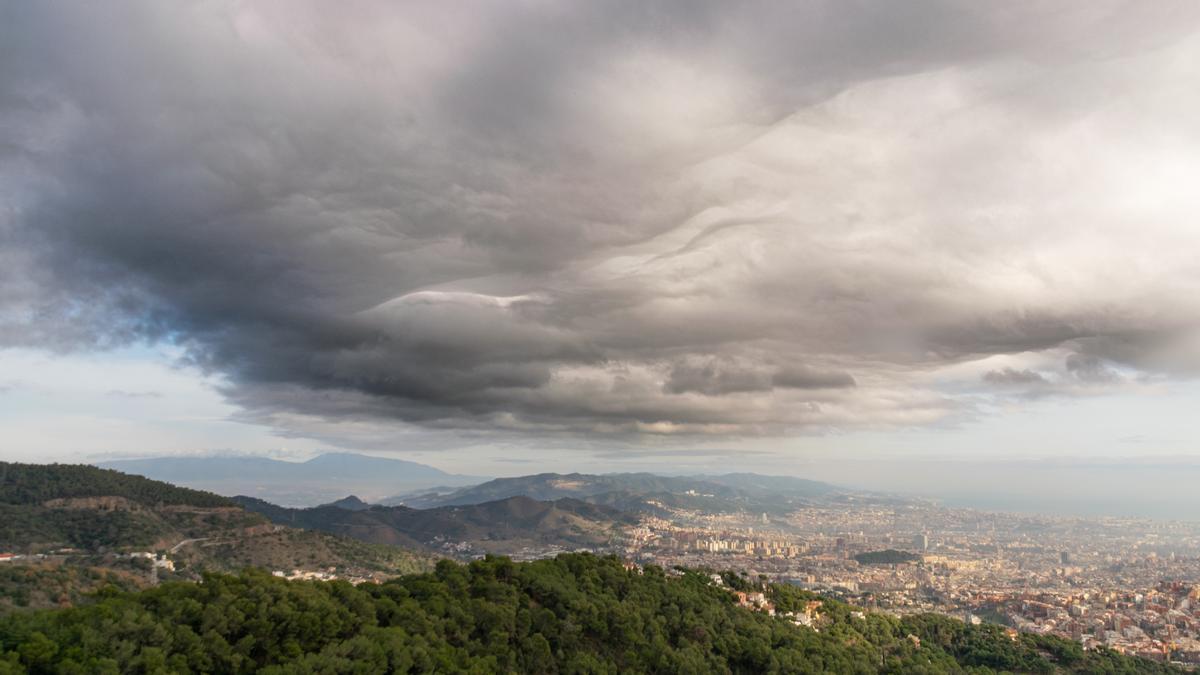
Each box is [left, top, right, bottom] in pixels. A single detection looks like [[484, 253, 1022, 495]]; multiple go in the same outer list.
[[662, 361, 855, 396], [4, 1, 1200, 443], [773, 367, 857, 390], [664, 360, 772, 396], [982, 368, 1048, 386], [593, 447, 774, 460]]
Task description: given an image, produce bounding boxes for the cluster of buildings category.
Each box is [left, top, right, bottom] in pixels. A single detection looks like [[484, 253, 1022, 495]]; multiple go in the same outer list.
[[272, 568, 340, 582], [617, 497, 1200, 667], [704, 572, 825, 628], [680, 535, 803, 557], [270, 567, 388, 585], [129, 551, 175, 571], [995, 582, 1200, 663], [1, 550, 175, 571], [0, 549, 85, 562]]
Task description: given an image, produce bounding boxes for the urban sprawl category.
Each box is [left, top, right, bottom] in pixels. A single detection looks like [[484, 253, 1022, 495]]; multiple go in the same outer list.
[[621, 499, 1200, 666]]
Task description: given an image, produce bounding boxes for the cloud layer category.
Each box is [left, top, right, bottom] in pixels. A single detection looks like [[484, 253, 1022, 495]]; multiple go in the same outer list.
[[4, 1, 1200, 442]]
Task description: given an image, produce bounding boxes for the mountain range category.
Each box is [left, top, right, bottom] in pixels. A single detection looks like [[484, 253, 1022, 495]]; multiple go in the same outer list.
[[98, 453, 484, 506], [234, 494, 635, 557], [389, 471, 845, 518], [0, 462, 1181, 673], [0, 462, 433, 592], [96, 454, 857, 521], [73, 461, 863, 558]]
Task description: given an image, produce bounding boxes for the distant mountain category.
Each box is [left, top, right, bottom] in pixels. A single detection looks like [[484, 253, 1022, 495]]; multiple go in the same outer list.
[[389, 472, 726, 507], [235, 494, 635, 557], [321, 495, 372, 511], [98, 453, 486, 506], [700, 473, 840, 497], [390, 471, 844, 516]]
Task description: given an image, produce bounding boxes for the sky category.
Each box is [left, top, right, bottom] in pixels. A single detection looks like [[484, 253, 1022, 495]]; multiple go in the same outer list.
[[3, 1, 1200, 481]]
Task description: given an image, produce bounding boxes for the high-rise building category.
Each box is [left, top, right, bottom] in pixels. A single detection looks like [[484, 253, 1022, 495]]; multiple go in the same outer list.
[[913, 534, 929, 551], [1060, 551, 1071, 565]]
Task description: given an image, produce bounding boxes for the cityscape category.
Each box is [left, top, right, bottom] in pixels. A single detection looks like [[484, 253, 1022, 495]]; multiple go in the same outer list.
[[617, 500, 1200, 664], [6, 0, 1200, 672], [7, 479, 1200, 666], [344, 487, 1200, 666]]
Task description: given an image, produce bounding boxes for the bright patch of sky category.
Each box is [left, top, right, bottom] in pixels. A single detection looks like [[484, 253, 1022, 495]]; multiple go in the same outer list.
[[4, 345, 1196, 479], [0, 347, 324, 463]]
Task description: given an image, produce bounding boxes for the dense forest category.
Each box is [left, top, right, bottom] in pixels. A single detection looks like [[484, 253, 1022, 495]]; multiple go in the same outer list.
[[853, 550, 922, 566], [0, 463, 250, 552], [0, 464, 233, 509], [0, 553, 1178, 674], [0, 505, 176, 552]]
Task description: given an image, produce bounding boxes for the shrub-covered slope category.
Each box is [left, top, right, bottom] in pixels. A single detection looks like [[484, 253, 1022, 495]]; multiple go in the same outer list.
[[0, 463, 434, 597]]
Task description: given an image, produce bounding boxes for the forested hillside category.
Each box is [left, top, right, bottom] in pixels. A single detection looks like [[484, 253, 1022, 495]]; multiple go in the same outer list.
[[0, 553, 1178, 674], [0, 463, 434, 603], [235, 495, 632, 556], [0, 463, 233, 509], [0, 463, 255, 552]]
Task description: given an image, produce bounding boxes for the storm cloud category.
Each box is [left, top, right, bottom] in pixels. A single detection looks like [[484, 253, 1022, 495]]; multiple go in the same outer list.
[[4, 1, 1200, 442]]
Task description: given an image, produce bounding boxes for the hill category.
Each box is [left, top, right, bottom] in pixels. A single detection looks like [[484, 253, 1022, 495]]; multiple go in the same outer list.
[[392, 472, 736, 507], [392, 471, 844, 517], [0, 463, 434, 601], [320, 495, 372, 511], [0, 553, 1178, 674], [0, 462, 251, 552], [98, 453, 484, 506], [0, 462, 232, 509], [235, 495, 635, 558]]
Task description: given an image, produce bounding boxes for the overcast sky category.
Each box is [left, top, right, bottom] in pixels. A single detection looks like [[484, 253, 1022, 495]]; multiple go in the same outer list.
[[3, 1, 1200, 474]]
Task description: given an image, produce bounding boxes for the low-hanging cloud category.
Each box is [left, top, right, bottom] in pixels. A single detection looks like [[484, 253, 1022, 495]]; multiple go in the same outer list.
[[983, 368, 1049, 387], [4, 1, 1200, 444]]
